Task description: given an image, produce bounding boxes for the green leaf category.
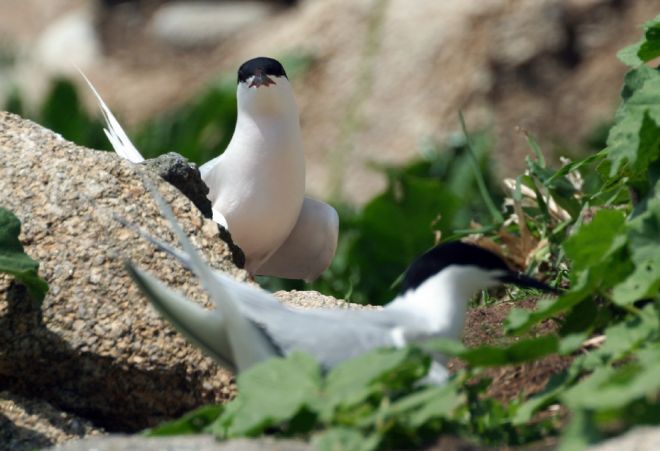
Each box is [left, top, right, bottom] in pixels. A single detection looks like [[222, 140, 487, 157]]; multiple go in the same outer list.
[[425, 336, 558, 367], [558, 332, 590, 355], [612, 254, 660, 304], [144, 404, 223, 436], [561, 358, 660, 411], [613, 196, 660, 304], [581, 305, 658, 371], [618, 42, 644, 68], [604, 68, 660, 180], [617, 15, 660, 66], [320, 347, 429, 421], [558, 410, 599, 451], [387, 382, 463, 428], [0, 207, 48, 304], [563, 209, 627, 272], [214, 352, 322, 437]]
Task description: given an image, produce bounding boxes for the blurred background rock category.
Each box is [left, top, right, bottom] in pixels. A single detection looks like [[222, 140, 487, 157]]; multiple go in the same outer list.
[[3, 0, 659, 306], [1, 0, 656, 205]]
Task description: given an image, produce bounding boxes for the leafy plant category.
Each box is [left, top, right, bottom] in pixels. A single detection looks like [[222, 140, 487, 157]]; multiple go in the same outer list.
[[147, 348, 464, 449], [149, 15, 660, 450], [0, 207, 48, 303]]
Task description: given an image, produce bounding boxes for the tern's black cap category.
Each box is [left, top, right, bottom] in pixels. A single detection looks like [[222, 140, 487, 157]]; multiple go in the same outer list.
[[400, 241, 557, 294], [237, 57, 288, 83], [401, 242, 511, 293]]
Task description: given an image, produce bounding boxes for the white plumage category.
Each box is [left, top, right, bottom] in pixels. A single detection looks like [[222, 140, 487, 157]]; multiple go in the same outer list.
[[82, 57, 338, 281]]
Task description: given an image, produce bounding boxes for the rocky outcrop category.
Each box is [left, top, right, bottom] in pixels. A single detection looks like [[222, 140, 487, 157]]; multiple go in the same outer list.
[[0, 111, 241, 433], [0, 391, 102, 450], [0, 112, 351, 449]]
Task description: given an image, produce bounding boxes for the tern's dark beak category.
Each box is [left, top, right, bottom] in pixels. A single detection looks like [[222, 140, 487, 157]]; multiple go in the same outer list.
[[249, 71, 276, 88], [498, 271, 560, 294]]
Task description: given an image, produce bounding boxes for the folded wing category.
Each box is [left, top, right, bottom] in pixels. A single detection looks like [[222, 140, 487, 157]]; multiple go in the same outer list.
[[256, 197, 339, 281]]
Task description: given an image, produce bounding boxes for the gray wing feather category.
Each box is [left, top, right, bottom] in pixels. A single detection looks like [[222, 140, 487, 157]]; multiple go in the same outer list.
[[237, 301, 406, 368], [127, 264, 237, 371], [146, 183, 279, 371], [120, 207, 413, 370]]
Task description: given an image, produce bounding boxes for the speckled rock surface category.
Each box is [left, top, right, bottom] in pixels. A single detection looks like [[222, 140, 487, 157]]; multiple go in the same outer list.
[[274, 289, 377, 311], [0, 111, 243, 433], [587, 427, 660, 451], [0, 112, 354, 450], [49, 435, 312, 451], [0, 391, 102, 450]]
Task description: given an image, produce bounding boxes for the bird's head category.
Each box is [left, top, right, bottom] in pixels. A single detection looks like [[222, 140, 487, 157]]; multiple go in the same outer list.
[[400, 241, 557, 302], [236, 57, 297, 117]]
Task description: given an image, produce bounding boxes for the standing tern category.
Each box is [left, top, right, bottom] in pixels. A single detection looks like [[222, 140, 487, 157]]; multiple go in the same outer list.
[[125, 185, 556, 384], [82, 57, 338, 281]]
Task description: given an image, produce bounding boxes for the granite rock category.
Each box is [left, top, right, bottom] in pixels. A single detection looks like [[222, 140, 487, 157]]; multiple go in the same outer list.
[[0, 111, 353, 449], [587, 427, 660, 451], [0, 111, 243, 432]]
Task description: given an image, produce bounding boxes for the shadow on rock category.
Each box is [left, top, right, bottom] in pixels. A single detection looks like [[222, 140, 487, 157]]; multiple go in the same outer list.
[[0, 282, 223, 432]]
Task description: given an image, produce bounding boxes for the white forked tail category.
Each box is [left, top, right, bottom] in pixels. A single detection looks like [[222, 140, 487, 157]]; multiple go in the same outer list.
[[78, 70, 145, 164]]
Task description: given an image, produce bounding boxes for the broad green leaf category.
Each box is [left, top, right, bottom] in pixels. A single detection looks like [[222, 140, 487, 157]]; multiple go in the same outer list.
[[561, 358, 660, 411], [563, 209, 627, 272], [559, 296, 599, 338], [425, 336, 558, 367], [558, 332, 590, 355], [214, 352, 321, 437], [312, 427, 380, 451], [320, 347, 429, 421], [558, 410, 599, 451], [580, 305, 658, 371], [617, 15, 660, 66], [387, 382, 464, 428], [613, 196, 660, 304], [611, 253, 660, 304], [0, 207, 49, 303], [604, 69, 660, 179], [144, 404, 223, 436]]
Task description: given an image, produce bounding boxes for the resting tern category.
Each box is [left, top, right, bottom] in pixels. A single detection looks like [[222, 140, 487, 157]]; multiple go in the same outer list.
[[82, 57, 338, 281], [125, 185, 556, 385]]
